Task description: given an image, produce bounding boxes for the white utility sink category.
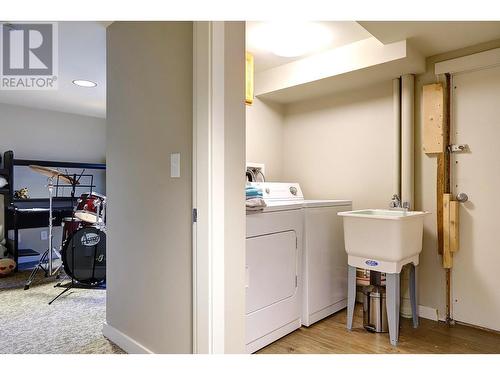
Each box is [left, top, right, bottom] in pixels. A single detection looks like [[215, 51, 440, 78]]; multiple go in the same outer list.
[[338, 209, 429, 273]]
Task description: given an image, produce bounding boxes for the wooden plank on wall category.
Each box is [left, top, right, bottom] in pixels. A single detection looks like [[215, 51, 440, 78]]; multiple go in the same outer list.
[[437, 154, 445, 255], [436, 77, 451, 258], [444, 74, 452, 322], [245, 52, 254, 105], [423, 83, 445, 154], [450, 200, 459, 252], [443, 193, 453, 268]]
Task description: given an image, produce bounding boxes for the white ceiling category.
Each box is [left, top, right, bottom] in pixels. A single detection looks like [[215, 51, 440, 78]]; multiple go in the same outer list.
[[246, 21, 372, 72], [249, 21, 500, 74], [358, 21, 500, 57], [0, 21, 106, 118], [1, 21, 500, 119]]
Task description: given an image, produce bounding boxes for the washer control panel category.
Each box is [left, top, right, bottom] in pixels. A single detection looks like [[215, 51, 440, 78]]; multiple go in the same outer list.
[[248, 182, 304, 201]]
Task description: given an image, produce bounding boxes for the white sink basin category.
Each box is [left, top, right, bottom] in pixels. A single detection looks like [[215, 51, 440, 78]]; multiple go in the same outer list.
[[338, 209, 429, 273]]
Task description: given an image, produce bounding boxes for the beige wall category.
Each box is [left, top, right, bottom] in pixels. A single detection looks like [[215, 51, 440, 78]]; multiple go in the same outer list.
[[245, 97, 284, 181], [0, 103, 105, 244], [415, 38, 500, 320], [0, 102, 105, 162], [282, 81, 395, 209], [106, 22, 193, 353]]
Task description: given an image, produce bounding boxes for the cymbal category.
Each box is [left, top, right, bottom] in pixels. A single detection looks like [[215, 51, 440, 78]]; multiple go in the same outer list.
[[28, 165, 79, 185]]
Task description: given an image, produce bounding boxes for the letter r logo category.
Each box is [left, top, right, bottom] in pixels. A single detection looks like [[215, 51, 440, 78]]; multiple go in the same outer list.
[[2, 23, 53, 76]]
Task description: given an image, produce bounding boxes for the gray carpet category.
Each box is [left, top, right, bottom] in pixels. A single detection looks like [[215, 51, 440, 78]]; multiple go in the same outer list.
[[0, 268, 124, 354]]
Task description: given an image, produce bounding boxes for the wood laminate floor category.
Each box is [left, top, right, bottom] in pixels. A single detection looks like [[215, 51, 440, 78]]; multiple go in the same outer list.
[[257, 304, 500, 354]]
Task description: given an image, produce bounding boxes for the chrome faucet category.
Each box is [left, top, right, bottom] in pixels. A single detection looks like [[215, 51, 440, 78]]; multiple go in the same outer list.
[[390, 194, 410, 211], [389, 194, 401, 209]]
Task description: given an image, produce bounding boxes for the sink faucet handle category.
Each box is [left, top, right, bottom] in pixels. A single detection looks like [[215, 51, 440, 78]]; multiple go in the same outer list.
[[390, 194, 401, 208]]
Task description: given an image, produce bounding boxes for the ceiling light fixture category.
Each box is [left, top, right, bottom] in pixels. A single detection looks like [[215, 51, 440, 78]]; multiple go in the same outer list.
[[247, 22, 333, 58], [72, 79, 97, 88]]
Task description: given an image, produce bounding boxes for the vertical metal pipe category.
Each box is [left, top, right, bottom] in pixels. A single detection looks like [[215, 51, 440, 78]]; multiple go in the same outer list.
[[400, 75, 415, 320], [393, 78, 401, 198], [401, 74, 415, 208]]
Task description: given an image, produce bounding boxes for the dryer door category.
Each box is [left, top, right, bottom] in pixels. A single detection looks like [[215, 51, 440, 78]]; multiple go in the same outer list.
[[246, 230, 298, 314]]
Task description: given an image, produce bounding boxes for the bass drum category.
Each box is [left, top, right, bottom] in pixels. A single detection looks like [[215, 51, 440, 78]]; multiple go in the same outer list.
[[61, 217, 85, 245], [62, 226, 106, 285]]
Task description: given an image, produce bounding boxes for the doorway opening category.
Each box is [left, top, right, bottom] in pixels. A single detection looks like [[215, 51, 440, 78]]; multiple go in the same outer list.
[[0, 21, 118, 354]]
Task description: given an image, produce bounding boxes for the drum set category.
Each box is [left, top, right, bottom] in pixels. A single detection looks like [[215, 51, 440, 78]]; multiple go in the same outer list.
[[23, 165, 107, 304], [60, 193, 107, 284]]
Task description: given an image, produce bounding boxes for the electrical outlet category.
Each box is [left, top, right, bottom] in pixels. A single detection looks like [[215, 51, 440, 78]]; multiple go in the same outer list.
[[41, 231, 48, 241]]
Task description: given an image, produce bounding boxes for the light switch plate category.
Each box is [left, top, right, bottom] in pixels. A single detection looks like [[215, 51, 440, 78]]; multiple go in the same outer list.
[[170, 153, 180, 178]]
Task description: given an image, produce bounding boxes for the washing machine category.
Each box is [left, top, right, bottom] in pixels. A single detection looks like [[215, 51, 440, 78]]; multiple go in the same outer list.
[[245, 183, 303, 353], [245, 182, 351, 351], [301, 198, 352, 326]]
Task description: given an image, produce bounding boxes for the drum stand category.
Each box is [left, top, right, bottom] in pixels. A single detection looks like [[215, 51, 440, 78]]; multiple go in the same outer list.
[[49, 279, 105, 305], [24, 177, 62, 290]]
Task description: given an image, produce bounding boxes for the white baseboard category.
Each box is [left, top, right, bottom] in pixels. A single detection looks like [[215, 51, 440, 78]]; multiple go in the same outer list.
[[438, 311, 447, 322], [418, 305, 440, 322], [102, 322, 153, 354]]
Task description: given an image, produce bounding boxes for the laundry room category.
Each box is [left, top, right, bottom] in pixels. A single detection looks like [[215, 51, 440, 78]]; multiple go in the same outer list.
[[244, 21, 500, 353], [2, 17, 500, 359]]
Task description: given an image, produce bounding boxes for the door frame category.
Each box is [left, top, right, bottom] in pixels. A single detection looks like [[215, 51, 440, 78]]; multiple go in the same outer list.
[[192, 21, 225, 354], [435, 47, 500, 76], [192, 21, 246, 354]]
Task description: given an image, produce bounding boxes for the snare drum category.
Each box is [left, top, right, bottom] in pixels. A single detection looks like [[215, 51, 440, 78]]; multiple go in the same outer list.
[[61, 217, 84, 244], [74, 192, 106, 224]]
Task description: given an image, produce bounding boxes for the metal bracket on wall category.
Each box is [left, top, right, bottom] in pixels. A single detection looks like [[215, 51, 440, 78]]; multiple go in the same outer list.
[[448, 144, 469, 153]]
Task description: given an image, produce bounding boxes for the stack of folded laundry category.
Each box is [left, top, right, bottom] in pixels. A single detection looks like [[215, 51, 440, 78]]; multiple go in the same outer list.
[[245, 185, 267, 212]]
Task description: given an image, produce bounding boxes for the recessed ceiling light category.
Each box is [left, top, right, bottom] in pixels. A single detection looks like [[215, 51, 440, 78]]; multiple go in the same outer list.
[[72, 79, 97, 88], [247, 22, 333, 58]]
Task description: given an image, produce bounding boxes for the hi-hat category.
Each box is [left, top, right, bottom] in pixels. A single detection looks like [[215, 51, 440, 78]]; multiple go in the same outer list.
[[28, 165, 78, 185]]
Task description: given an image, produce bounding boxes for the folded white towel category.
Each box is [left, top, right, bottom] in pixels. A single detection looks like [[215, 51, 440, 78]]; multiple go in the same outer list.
[[246, 197, 267, 211]]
